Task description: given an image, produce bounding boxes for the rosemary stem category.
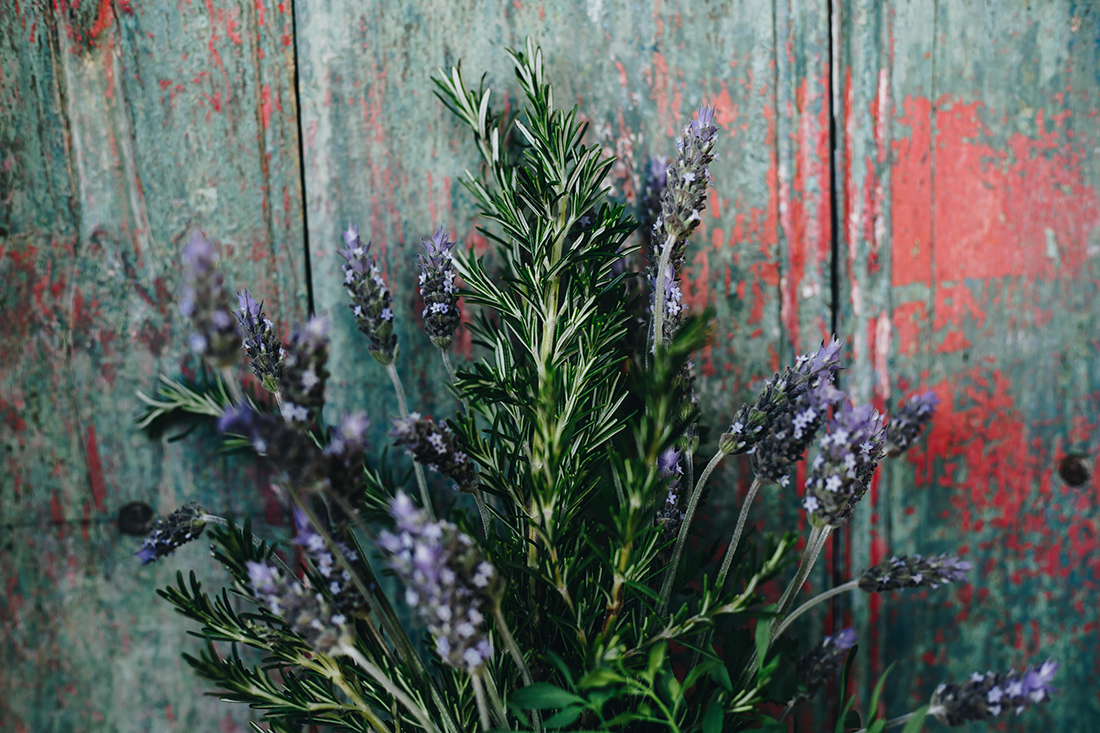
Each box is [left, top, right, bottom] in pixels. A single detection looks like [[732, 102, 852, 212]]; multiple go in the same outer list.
[[658, 450, 724, 615], [341, 644, 443, 733], [771, 579, 860, 644], [386, 363, 434, 519]]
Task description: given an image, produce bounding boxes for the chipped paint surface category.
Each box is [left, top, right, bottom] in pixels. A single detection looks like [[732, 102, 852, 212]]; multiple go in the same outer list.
[[0, 0, 305, 730]]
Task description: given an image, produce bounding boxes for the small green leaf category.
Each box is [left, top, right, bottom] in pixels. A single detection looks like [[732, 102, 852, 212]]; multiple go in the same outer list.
[[645, 642, 668, 684], [509, 683, 585, 710], [867, 662, 895, 719], [899, 706, 929, 733], [754, 609, 773, 679], [543, 705, 584, 729], [709, 663, 733, 693], [578, 668, 626, 690], [702, 703, 723, 733]]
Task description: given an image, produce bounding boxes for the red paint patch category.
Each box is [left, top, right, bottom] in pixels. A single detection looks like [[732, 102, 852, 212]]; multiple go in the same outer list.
[[84, 425, 108, 513]]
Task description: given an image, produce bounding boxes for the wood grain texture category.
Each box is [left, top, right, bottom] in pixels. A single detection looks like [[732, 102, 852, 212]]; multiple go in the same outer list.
[[838, 0, 1100, 727], [0, 0, 306, 730], [293, 0, 817, 587]]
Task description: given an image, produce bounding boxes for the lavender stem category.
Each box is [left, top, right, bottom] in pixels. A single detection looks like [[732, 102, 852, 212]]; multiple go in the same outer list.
[[470, 670, 491, 731], [771, 579, 860, 644], [659, 449, 724, 616], [386, 363, 434, 519], [651, 234, 676, 351], [715, 476, 764, 592], [340, 644, 443, 733]]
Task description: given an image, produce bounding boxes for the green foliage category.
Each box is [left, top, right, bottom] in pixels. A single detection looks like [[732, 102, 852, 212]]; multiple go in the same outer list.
[[139, 35, 975, 733]]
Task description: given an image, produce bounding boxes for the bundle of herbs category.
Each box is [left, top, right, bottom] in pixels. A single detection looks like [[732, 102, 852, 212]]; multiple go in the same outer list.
[[135, 39, 1056, 732]]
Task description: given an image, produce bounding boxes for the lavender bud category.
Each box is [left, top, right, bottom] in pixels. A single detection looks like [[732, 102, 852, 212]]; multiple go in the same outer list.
[[795, 628, 857, 701], [885, 391, 940, 456], [378, 492, 500, 670], [389, 413, 477, 493], [279, 316, 330, 427], [656, 447, 685, 542], [134, 502, 207, 565], [803, 402, 886, 527], [720, 337, 844, 458], [930, 660, 1058, 725], [247, 560, 347, 654], [858, 553, 971, 593], [180, 231, 242, 368], [325, 411, 370, 508], [218, 405, 328, 490], [235, 289, 286, 394], [650, 264, 686, 346], [418, 226, 462, 349], [654, 105, 718, 276], [340, 224, 398, 365], [291, 508, 366, 616]]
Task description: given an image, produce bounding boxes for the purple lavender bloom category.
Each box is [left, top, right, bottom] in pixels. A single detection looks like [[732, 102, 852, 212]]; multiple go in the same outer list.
[[234, 289, 285, 394], [418, 226, 462, 349], [794, 628, 858, 702], [389, 413, 477, 493], [180, 231, 242, 368], [218, 405, 328, 492], [720, 337, 844, 459], [340, 225, 398, 365], [885, 391, 940, 456], [291, 507, 365, 616], [656, 447, 685, 542], [134, 502, 207, 565], [858, 553, 971, 593], [930, 660, 1058, 725], [278, 316, 330, 428], [803, 401, 886, 527], [247, 560, 348, 654], [378, 492, 500, 670]]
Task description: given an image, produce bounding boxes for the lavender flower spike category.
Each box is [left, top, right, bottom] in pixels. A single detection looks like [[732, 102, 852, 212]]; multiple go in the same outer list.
[[419, 226, 462, 349], [794, 628, 857, 702], [390, 413, 477, 493], [720, 336, 844, 458], [885, 390, 940, 456], [930, 660, 1058, 725], [278, 315, 331, 427], [858, 552, 971, 593], [235, 289, 286, 395], [247, 560, 348, 654], [654, 104, 718, 273], [340, 224, 398, 365], [180, 231, 242, 368], [378, 492, 501, 670], [135, 502, 207, 565], [291, 507, 366, 616], [656, 446, 685, 542], [803, 401, 886, 528]]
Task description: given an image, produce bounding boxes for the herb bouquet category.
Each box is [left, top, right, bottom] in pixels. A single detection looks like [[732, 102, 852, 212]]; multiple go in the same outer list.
[[135, 39, 1058, 732]]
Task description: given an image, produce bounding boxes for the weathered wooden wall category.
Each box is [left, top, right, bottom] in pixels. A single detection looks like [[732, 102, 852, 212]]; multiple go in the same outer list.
[[1, 0, 1098, 730]]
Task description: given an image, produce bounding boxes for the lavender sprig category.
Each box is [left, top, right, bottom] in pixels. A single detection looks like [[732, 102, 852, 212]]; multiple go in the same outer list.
[[929, 660, 1058, 725], [858, 553, 971, 593], [794, 628, 857, 703], [885, 391, 940, 456], [390, 413, 477, 493], [418, 226, 461, 350], [731, 338, 846, 484], [292, 507, 366, 616], [341, 224, 398, 365], [378, 492, 500, 670], [235, 289, 285, 396], [135, 502, 207, 565], [803, 402, 886, 528], [247, 560, 348, 654], [180, 231, 242, 368], [656, 447, 685, 543], [278, 316, 331, 427]]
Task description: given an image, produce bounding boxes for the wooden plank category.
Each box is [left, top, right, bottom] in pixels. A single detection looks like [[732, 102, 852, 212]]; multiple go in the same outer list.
[[0, 1, 306, 730], [293, 0, 817, 589], [841, 0, 1100, 725]]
